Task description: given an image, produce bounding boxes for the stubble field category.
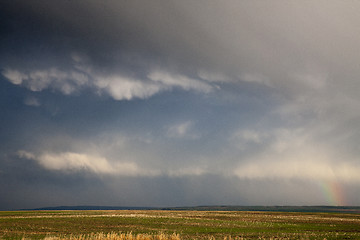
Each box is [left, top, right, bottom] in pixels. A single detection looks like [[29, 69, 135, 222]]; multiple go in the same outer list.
[[0, 210, 360, 239]]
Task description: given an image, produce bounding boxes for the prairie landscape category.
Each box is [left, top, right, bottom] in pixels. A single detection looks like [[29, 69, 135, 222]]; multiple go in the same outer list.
[[4, 2, 360, 235], [1, 210, 360, 240]]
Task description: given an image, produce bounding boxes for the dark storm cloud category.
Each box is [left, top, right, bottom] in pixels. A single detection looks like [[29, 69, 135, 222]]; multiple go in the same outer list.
[[2, 0, 360, 209], [1, 0, 220, 101]]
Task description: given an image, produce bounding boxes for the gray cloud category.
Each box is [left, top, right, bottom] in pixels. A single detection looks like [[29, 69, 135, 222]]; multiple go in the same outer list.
[[1, 0, 360, 209]]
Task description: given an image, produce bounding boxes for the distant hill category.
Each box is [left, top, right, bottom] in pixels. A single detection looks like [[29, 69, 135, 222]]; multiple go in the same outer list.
[[24, 205, 360, 213], [164, 205, 360, 213], [27, 206, 157, 211]]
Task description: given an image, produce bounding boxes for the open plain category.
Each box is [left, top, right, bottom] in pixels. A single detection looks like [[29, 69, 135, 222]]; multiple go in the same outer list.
[[1, 210, 360, 239]]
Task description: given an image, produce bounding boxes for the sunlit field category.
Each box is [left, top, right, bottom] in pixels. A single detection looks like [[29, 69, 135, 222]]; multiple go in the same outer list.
[[1, 210, 360, 239]]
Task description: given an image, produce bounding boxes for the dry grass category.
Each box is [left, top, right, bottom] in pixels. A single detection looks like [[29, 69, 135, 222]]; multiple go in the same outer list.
[[40, 233, 255, 240], [39, 232, 314, 240], [4, 210, 359, 239], [37, 232, 311, 240], [41, 232, 181, 240]]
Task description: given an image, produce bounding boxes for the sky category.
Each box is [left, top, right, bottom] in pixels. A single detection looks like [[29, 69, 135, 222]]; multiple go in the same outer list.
[[1, 0, 360, 210]]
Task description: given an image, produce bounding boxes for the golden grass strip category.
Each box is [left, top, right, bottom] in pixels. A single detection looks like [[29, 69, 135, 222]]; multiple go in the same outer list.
[[41, 232, 181, 240]]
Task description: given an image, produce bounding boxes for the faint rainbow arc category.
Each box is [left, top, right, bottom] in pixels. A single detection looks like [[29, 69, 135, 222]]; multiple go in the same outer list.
[[318, 181, 346, 206]]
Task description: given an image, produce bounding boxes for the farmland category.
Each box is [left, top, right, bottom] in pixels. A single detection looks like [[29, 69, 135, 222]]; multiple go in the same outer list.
[[0, 210, 360, 239]]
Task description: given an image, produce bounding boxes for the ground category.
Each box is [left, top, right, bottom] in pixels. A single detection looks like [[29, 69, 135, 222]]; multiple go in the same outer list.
[[0, 210, 360, 239]]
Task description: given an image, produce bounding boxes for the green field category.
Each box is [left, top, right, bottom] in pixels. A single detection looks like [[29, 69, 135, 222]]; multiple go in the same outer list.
[[0, 210, 360, 239]]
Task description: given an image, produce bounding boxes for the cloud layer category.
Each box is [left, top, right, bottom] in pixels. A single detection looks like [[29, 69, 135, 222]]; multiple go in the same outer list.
[[3, 66, 215, 101], [1, 0, 360, 209]]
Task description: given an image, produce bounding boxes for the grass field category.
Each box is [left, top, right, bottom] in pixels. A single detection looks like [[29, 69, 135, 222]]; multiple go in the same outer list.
[[0, 210, 360, 239]]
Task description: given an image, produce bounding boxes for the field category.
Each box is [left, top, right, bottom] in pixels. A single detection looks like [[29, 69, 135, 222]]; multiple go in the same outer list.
[[1, 210, 360, 239]]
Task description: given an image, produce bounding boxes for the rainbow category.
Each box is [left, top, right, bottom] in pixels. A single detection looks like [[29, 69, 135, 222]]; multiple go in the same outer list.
[[318, 180, 346, 206]]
